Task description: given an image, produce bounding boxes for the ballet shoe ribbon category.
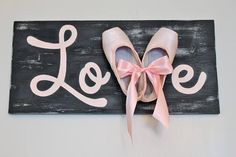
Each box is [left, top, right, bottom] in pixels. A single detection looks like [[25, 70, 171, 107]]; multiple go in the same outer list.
[[117, 56, 173, 137]]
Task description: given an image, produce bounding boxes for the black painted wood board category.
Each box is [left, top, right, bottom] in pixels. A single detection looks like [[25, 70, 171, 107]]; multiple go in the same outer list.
[[9, 20, 219, 114]]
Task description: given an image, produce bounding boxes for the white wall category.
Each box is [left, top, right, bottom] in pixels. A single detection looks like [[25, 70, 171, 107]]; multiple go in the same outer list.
[[0, 0, 235, 157]]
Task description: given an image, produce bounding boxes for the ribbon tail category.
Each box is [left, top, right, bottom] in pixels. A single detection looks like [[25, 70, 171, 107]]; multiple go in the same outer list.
[[151, 75, 169, 128], [126, 78, 138, 138]]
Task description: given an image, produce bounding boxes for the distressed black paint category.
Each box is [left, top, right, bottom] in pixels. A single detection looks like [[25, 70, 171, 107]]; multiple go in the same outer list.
[[9, 20, 219, 114]]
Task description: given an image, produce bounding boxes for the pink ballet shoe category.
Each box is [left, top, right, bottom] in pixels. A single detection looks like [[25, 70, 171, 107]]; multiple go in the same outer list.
[[141, 27, 178, 127], [102, 27, 146, 137], [102, 27, 146, 98]]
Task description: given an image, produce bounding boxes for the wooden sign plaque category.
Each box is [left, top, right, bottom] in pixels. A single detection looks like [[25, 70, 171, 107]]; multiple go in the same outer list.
[[9, 20, 219, 115]]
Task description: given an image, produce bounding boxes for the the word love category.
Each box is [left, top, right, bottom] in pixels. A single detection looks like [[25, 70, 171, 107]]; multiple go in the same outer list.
[[27, 25, 111, 107], [27, 24, 207, 108]]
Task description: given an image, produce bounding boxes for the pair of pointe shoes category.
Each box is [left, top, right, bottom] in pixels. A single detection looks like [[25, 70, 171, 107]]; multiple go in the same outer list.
[[102, 27, 178, 136]]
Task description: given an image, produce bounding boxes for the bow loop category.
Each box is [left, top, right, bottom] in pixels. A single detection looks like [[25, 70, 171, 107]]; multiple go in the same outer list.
[[117, 59, 142, 78], [146, 56, 173, 75]]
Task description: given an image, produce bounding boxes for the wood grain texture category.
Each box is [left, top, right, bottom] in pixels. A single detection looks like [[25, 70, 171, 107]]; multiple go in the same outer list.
[[9, 20, 219, 114]]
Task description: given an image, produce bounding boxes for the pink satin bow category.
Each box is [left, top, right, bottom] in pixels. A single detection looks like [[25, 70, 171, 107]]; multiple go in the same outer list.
[[117, 55, 173, 137]]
